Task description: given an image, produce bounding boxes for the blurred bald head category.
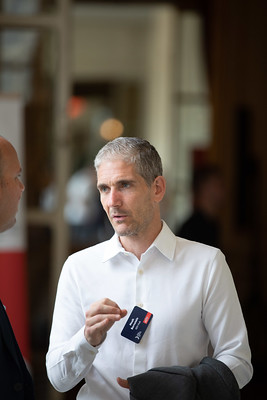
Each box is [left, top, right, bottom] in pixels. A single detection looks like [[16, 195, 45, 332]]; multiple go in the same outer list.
[[0, 136, 25, 232]]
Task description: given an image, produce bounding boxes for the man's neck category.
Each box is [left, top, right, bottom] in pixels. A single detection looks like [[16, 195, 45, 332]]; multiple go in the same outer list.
[[119, 221, 163, 260]]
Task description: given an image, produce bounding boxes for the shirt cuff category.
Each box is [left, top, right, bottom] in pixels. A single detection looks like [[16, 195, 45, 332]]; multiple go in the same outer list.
[[74, 326, 100, 358]]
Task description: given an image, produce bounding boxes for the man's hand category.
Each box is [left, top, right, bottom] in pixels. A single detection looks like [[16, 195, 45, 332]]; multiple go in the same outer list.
[[84, 298, 127, 347], [117, 377, 130, 389]]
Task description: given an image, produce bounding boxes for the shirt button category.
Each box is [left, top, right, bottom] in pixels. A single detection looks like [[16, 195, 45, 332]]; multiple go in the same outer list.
[[138, 303, 144, 308], [14, 382, 23, 392], [138, 269, 143, 275]]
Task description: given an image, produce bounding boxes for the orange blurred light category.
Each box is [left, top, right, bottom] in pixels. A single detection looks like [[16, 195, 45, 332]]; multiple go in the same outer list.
[[67, 96, 87, 119], [100, 118, 124, 140]]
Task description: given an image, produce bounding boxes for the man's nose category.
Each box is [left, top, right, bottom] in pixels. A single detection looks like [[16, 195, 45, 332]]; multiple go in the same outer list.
[[107, 188, 122, 207], [19, 179, 25, 192]]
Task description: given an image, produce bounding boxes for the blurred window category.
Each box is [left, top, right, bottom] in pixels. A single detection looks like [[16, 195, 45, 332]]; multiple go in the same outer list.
[[0, 0, 57, 14]]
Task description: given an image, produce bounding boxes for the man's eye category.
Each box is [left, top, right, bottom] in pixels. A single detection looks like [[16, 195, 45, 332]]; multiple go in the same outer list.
[[99, 186, 109, 193], [121, 182, 130, 189]]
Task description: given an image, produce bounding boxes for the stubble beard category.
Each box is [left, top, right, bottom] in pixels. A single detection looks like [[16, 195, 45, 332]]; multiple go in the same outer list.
[[112, 219, 139, 237], [113, 209, 154, 239]]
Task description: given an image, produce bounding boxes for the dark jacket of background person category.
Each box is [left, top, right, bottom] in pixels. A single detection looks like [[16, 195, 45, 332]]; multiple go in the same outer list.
[[0, 299, 35, 399], [176, 165, 224, 248], [178, 209, 220, 247]]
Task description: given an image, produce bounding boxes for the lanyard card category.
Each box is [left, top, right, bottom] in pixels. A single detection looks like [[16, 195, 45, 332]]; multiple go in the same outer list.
[[121, 305, 153, 344]]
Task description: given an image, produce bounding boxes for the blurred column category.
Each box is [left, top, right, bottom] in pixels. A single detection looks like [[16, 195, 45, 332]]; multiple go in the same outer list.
[[173, 12, 211, 227], [144, 5, 178, 179], [48, 5, 72, 400]]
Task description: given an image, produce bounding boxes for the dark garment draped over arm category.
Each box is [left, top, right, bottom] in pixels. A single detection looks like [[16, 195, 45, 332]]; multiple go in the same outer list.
[[128, 357, 240, 400]]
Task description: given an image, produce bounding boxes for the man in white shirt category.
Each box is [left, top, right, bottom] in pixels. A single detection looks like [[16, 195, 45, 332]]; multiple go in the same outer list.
[[46, 137, 253, 399]]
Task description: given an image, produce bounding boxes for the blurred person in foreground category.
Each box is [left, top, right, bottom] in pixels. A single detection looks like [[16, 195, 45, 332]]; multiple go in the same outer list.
[[176, 165, 224, 248], [0, 136, 35, 399], [46, 137, 252, 400]]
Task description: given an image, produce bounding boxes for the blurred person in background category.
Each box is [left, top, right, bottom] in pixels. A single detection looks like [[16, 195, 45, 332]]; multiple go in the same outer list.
[[46, 137, 252, 400], [176, 165, 224, 248], [0, 136, 35, 399]]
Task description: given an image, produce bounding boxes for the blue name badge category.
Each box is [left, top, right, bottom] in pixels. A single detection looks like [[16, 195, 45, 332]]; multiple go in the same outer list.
[[121, 306, 153, 343]]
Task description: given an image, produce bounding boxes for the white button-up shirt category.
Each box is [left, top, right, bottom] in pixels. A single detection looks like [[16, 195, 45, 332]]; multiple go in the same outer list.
[[46, 221, 252, 399]]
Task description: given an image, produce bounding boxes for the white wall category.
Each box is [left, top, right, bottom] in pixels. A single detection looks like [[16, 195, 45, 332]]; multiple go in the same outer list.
[[72, 5, 151, 81]]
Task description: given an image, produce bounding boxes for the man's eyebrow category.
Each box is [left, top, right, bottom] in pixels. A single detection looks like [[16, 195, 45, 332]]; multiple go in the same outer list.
[[117, 179, 135, 184], [115, 179, 137, 187], [97, 179, 135, 189]]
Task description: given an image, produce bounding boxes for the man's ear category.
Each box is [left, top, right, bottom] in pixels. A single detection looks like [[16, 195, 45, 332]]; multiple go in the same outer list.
[[153, 176, 166, 202]]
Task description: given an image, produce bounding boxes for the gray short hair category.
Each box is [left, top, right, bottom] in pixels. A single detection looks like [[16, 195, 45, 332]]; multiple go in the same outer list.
[[94, 137, 163, 186]]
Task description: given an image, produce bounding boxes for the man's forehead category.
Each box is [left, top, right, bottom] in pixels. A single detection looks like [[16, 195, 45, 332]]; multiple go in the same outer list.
[[97, 159, 139, 182], [1, 141, 20, 171]]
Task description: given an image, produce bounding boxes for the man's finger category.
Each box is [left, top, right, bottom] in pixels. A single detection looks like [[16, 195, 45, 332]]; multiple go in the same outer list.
[[85, 312, 121, 328], [117, 377, 130, 389]]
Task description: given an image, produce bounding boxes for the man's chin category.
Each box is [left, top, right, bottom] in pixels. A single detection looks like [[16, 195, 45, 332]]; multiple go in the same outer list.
[[111, 220, 137, 237], [114, 228, 127, 237], [0, 218, 16, 233], [114, 227, 137, 237]]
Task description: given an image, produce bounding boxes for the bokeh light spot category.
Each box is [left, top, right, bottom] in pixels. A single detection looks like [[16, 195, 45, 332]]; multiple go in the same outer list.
[[100, 118, 124, 140]]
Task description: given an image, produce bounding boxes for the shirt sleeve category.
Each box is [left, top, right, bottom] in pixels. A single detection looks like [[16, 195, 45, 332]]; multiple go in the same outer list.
[[45, 258, 99, 392], [202, 250, 253, 388]]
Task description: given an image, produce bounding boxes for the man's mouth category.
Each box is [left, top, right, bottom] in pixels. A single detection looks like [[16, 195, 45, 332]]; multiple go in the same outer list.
[[112, 214, 126, 220], [111, 213, 128, 222]]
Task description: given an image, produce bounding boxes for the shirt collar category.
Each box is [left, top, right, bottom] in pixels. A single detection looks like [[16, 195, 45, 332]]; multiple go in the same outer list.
[[149, 220, 176, 260], [102, 233, 125, 262], [102, 221, 176, 262]]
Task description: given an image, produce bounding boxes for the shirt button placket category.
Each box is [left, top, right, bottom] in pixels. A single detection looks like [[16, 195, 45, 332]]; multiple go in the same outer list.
[[136, 265, 145, 309], [133, 263, 147, 374], [137, 268, 144, 307]]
